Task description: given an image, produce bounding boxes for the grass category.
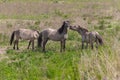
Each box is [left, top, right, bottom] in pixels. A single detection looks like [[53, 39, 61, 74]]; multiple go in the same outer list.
[[0, 0, 115, 3], [0, 0, 120, 80], [0, 44, 119, 80], [0, 24, 120, 80], [0, 14, 50, 20]]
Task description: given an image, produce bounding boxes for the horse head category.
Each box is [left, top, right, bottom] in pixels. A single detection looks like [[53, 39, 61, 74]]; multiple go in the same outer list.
[[70, 25, 79, 31], [63, 20, 70, 28], [58, 20, 70, 34]]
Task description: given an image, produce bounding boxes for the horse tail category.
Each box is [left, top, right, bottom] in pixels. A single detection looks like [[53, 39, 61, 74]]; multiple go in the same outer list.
[[37, 32, 42, 47], [10, 31, 15, 45], [96, 34, 103, 45]]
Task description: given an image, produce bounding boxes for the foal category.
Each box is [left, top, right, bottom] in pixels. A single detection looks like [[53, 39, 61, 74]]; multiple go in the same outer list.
[[38, 21, 70, 52], [10, 29, 39, 50], [70, 25, 103, 49]]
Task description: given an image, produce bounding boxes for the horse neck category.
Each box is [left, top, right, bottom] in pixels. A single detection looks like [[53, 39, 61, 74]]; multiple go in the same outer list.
[[63, 27, 68, 34], [58, 24, 68, 34], [78, 30, 88, 37]]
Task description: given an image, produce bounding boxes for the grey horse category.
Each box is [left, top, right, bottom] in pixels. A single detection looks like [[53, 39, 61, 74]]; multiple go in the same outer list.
[[70, 25, 103, 49], [10, 29, 39, 50], [38, 21, 70, 52]]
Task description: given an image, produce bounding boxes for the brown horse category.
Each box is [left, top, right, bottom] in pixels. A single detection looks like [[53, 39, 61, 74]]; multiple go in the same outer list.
[[37, 21, 70, 52], [10, 29, 39, 50], [70, 25, 103, 49]]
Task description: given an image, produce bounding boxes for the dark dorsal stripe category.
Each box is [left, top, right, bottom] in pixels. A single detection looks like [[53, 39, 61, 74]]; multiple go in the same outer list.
[[79, 26, 89, 32], [58, 22, 65, 34], [82, 28, 88, 32]]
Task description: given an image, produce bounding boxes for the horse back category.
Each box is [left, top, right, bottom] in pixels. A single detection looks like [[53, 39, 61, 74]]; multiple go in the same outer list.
[[42, 28, 67, 41], [19, 29, 39, 40]]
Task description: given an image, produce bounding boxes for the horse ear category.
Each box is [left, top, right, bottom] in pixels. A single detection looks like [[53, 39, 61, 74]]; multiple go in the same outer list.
[[64, 20, 70, 24], [63, 21, 66, 24], [66, 20, 70, 23]]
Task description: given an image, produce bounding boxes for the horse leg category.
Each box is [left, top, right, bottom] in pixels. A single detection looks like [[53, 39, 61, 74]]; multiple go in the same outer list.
[[42, 39, 48, 52], [32, 40, 34, 50], [96, 40, 98, 48], [63, 40, 66, 52], [27, 40, 31, 49], [90, 42, 94, 49], [85, 42, 88, 49], [16, 40, 19, 50], [82, 41, 84, 49], [60, 41, 63, 52], [13, 40, 17, 49]]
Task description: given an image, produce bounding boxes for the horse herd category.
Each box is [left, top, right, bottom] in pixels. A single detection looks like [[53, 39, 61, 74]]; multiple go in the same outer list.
[[10, 20, 103, 52]]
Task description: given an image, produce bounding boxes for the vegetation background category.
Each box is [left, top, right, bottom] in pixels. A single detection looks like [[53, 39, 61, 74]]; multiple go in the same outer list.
[[0, 0, 120, 80]]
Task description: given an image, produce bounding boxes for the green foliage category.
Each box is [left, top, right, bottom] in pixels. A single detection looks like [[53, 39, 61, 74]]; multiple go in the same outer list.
[[1, 24, 120, 79], [0, 20, 119, 80], [0, 33, 9, 45], [68, 31, 81, 41], [0, 14, 50, 20], [28, 25, 39, 30], [54, 9, 71, 19], [7, 23, 12, 28], [1, 43, 119, 80], [34, 20, 41, 25], [0, 0, 120, 80], [98, 19, 105, 30]]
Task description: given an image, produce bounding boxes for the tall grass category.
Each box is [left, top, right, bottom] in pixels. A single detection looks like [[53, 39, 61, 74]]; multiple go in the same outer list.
[[0, 23, 120, 79], [0, 0, 120, 80]]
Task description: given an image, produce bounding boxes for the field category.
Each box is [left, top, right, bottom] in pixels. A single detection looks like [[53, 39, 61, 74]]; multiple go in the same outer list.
[[0, 0, 120, 80]]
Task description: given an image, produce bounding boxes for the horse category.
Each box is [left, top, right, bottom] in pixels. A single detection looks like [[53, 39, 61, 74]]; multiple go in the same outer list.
[[70, 25, 103, 49], [37, 21, 70, 52], [10, 29, 39, 50]]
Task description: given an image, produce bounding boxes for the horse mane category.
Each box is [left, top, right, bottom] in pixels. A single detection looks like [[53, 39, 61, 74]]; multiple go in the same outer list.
[[83, 27, 89, 32], [78, 25, 89, 32], [58, 22, 65, 34]]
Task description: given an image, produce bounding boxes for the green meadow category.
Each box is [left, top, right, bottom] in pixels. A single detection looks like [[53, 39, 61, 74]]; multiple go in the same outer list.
[[0, 0, 120, 80]]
